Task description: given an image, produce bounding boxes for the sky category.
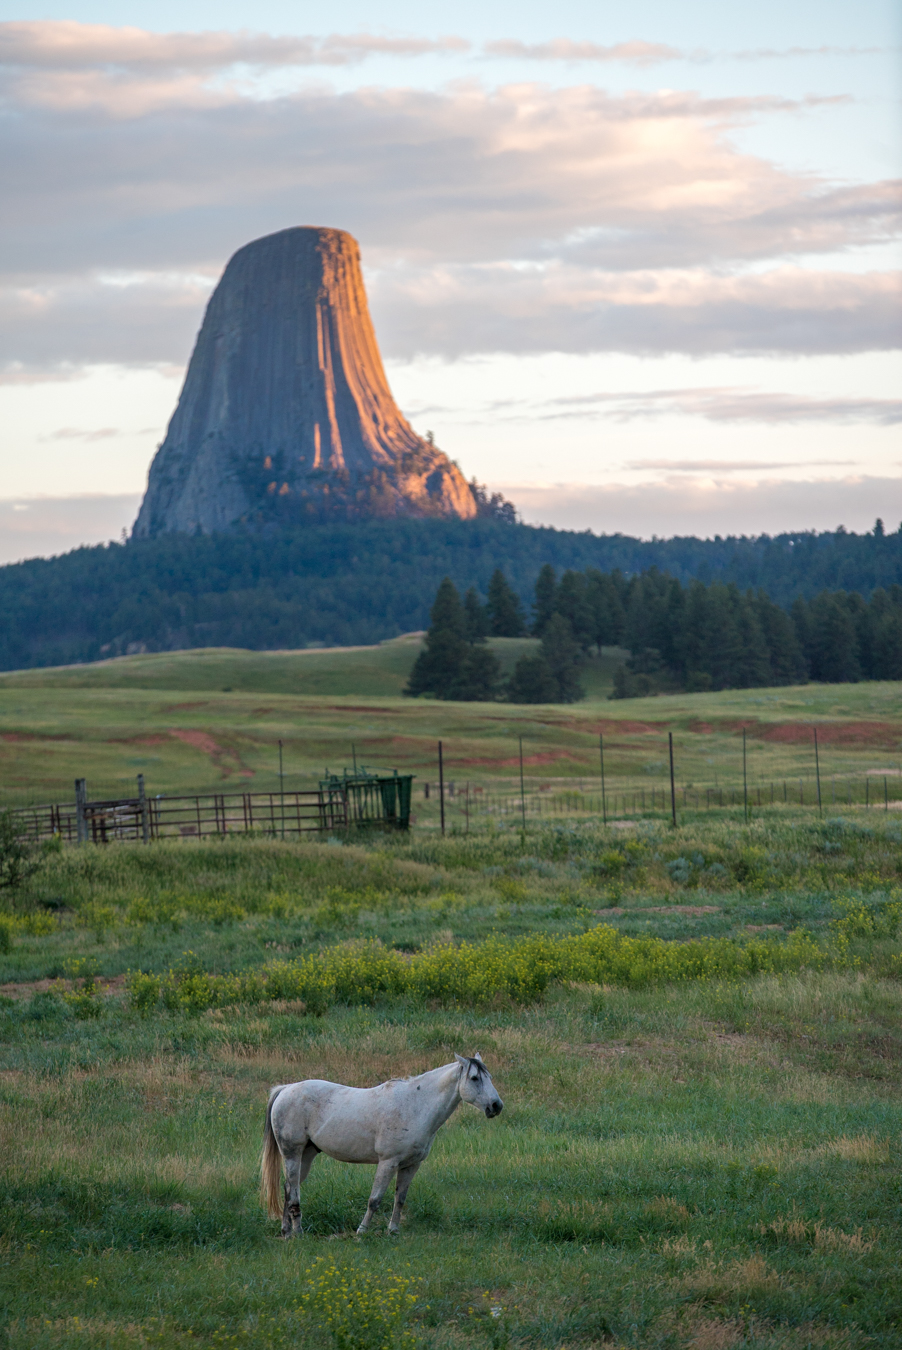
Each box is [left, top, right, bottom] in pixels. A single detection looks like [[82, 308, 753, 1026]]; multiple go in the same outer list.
[[0, 0, 899, 562]]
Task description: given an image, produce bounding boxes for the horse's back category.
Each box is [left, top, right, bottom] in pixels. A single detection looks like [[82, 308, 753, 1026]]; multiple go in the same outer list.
[[270, 1078, 386, 1162]]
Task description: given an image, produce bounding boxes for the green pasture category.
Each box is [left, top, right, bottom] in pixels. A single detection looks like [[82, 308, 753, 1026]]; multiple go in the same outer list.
[[0, 641, 900, 812], [0, 636, 627, 702], [1, 811, 901, 1348]]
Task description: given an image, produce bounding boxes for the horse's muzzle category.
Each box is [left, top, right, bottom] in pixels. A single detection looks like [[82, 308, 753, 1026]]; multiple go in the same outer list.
[[485, 1101, 503, 1118]]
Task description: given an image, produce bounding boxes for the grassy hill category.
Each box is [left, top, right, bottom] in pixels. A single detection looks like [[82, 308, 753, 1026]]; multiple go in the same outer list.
[[0, 637, 900, 811], [0, 636, 628, 700]]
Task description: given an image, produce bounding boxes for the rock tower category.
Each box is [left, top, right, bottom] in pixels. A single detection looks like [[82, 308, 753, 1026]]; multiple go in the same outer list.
[[133, 227, 476, 536]]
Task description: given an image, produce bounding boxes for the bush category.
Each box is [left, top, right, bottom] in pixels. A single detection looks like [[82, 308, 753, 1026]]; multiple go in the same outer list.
[[299, 1256, 418, 1350], [0, 811, 43, 892], [126, 921, 831, 1016]]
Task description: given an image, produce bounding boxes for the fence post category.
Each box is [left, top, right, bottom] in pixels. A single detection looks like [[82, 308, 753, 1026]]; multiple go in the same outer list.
[[599, 734, 607, 826], [814, 728, 822, 815], [742, 728, 748, 823], [668, 732, 677, 828], [519, 737, 527, 841], [885, 776, 888, 812], [438, 741, 445, 836], [137, 774, 150, 844], [75, 779, 88, 845]]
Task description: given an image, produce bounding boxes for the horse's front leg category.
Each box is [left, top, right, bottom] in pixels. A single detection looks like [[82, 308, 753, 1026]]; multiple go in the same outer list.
[[356, 1160, 397, 1235], [388, 1161, 421, 1235]]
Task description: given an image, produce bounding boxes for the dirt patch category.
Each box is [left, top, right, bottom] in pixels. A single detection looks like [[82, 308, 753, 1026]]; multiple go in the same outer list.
[[169, 729, 222, 755], [456, 751, 580, 769], [0, 732, 71, 742], [649, 905, 721, 917], [162, 702, 210, 712], [593, 904, 720, 918], [167, 728, 253, 779], [753, 721, 900, 747], [0, 975, 127, 1001]]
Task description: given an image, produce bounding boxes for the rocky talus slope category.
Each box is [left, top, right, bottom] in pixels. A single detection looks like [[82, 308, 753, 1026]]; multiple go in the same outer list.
[[133, 227, 476, 536]]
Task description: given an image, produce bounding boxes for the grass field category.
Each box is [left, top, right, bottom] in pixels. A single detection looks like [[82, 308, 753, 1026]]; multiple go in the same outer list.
[[1, 806, 901, 1349], [1, 649, 902, 1347], [0, 643, 901, 815]]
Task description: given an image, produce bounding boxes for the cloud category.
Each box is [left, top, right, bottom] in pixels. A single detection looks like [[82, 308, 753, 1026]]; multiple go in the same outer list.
[[541, 387, 902, 424], [0, 22, 470, 71], [0, 492, 141, 564], [483, 38, 681, 66], [505, 475, 902, 538], [371, 262, 901, 358], [0, 25, 897, 369], [43, 426, 121, 441], [623, 458, 854, 472]]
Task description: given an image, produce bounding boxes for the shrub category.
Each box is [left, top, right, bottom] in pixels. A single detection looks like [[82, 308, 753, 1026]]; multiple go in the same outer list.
[[0, 811, 43, 892], [126, 922, 831, 1016], [298, 1256, 418, 1350]]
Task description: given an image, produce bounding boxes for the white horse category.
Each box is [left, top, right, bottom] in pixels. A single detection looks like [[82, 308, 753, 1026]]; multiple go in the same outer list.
[[261, 1054, 503, 1236]]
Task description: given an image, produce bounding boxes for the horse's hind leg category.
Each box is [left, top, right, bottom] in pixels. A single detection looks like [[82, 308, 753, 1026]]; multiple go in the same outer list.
[[356, 1160, 397, 1235], [388, 1161, 421, 1235], [282, 1142, 320, 1238]]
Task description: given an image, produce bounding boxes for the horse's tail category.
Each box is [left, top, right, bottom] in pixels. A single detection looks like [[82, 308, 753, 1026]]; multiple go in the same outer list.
[[261, 1086, 285, 1218]]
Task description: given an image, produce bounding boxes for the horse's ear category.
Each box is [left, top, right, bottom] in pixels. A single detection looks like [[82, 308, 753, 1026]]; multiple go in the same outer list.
[[454, 1053, 467, 1065], [474, 1051, 485, 1064]]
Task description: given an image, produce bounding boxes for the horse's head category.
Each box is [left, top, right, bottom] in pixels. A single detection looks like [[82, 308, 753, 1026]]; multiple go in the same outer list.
[[455, 1053, 503, 1118]]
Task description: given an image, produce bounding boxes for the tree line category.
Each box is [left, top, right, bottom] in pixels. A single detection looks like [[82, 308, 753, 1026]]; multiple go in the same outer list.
[[406, 565, 902, 702], [0, 516, 900, 673]]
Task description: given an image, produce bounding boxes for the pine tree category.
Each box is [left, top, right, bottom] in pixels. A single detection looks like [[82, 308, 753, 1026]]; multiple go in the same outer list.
[[463, 587, 489, 643], [540, 613, 584, 702], [754, 591, 807, 684], [406, 577, 500, 700], [556, 571, 594, 651], [532, 564, 557, 637], [452, 644, 501, 700], [507, 654, 559, 703], [486, 569, 526, 637], [806, 592, 862, 682], [584, 568, 625, 650], [404, 577, 468, 698]]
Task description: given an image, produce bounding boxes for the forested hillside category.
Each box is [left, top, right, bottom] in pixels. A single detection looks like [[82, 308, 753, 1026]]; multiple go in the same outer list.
[[0, 516, 900, 671], [406, 565, 902, 703]]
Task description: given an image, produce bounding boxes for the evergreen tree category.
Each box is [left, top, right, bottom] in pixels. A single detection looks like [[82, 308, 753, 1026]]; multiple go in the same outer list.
[[452, 644, 501, 700], [806, 592, 862, 682], [584, 568, 625, 650], [540, 613, 584, 702], [556, 570, 594, 651], [463, 587, 489, 642], [404, 577, 468, 698], [405, 577, 500, 700], [753, 591, 807, 684], [486, 569, 526, 636], [507, 654, 559, 703], [867, 586, 902, 679], [532, 564, 557, 637], [735, 592, 771, 689]]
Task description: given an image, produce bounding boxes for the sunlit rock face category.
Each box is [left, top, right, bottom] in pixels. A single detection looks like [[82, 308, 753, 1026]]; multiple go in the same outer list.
[[133, 227, 476, 536]]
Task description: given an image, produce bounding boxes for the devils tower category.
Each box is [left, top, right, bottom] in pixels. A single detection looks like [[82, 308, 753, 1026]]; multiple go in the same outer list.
[[133, 227, 476, 536]]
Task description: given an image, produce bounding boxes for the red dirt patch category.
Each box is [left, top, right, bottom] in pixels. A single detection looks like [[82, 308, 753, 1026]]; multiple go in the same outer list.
[[455, 751, 579, 769], [169, 729, 222, 755], [753, 721, 900, 747]]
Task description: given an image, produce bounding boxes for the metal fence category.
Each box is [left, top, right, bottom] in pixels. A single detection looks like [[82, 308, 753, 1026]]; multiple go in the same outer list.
[[9, 767, 415, 846], [11, 788, 349, 844]]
